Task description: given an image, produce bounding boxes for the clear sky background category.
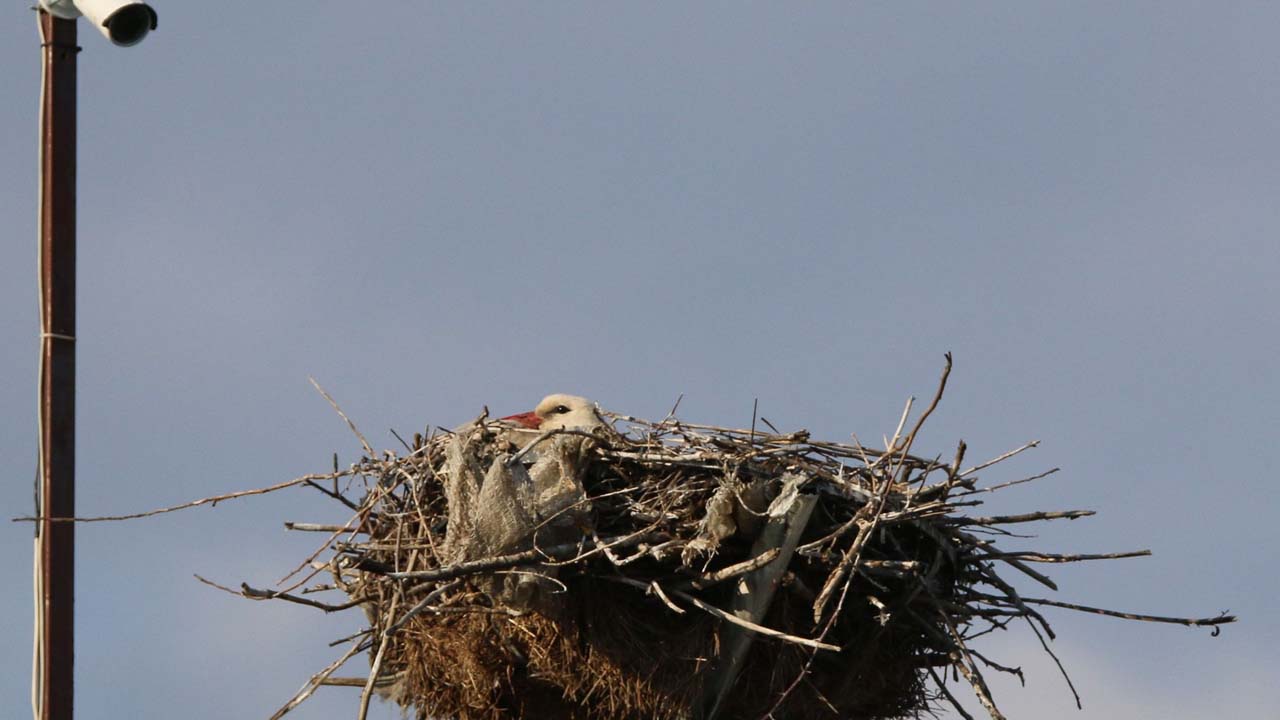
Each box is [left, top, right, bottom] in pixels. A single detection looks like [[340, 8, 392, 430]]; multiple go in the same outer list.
[[2, 3, 1276, 719]]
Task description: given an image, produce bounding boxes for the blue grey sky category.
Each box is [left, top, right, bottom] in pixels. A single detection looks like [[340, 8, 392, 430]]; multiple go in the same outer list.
[[2, 3, 1276, 718]]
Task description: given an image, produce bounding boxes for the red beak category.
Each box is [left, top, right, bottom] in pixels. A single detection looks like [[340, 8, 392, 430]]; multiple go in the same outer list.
[[500, 411, 542, 429]]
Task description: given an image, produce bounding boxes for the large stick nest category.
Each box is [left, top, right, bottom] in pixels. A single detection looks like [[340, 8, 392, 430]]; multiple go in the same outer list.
[[225, 361, 1232, 720]]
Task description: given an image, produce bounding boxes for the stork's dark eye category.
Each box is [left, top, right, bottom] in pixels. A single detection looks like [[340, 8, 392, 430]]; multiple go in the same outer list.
[[553, 405, 571, 414]]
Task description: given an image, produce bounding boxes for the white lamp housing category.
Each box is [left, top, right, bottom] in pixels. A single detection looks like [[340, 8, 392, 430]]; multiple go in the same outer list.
[[40, 0, 157, 47]]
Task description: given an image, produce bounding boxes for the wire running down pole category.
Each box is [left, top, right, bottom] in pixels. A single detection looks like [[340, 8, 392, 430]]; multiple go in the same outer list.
[[37, 10, 77, 720]]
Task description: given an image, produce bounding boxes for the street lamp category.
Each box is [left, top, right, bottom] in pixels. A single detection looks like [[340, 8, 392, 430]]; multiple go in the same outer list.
[[33, 4, 157, 720]]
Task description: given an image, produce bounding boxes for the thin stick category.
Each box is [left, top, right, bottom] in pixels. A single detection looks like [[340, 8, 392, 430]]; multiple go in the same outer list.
[[303, 479, 360, 512], [939, 609, 1007, 720], [309, 376, 374, 457], [886, 396, 914, 455], [928, 666, 976, 720], [268, 640, 364, 720], [663, 393, 685, 424], [951, 527, 1060, 591], [749, 398, 758, 443], [992, 555, 1058, 592], [386, 580, 464, 635], [194, 575, 370, 613], [379, 533, 662, 581], [971, 550, 1150, 564], [321, 674, 403, 688], [896, 352, 952, 459], [277, 505, 370, 586], [679, 547, 781, 590], [389, 428, 412, 453], [969, 562, 1058, 640], [1014, 597, 1237, 628], [812, 519, 874, 622], [959, 440, 1040, 477], [359, 596, 400, 720], [952, 510, 1096, 526], [956, 468, 1059, 496], [647, 581, 685, 614], [607, 577, 840, 652], [507, 427, 598, 464], [285, 522, 367, 534], [13, 472, 340, 523], [1023, 614, 1081, 709]]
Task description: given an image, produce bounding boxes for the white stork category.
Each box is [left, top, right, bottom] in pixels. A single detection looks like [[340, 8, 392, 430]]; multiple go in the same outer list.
[[500, 393, 605, 432]]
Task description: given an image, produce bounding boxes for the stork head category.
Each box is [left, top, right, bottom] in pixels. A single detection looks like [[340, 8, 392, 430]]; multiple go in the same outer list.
[[501, 394, 604, 431]]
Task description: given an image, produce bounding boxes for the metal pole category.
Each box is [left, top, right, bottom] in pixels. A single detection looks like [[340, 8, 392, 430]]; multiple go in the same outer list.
[[37, 10, 77, 720]]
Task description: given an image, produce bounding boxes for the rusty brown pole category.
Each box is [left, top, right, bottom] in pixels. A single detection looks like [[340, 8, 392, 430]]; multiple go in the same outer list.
[[37, 10, 78, 720]]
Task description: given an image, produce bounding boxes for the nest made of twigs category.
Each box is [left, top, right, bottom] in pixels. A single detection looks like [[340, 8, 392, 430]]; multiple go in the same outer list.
[[217, 361, 1233, 720], [344, 420, 952, 720]]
